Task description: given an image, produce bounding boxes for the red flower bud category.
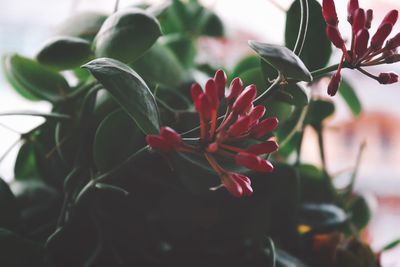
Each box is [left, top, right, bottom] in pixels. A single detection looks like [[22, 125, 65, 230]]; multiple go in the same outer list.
[[246, 140, 279, 155], [326, 25, 345, 49], [160, 127, 182, 146], [327, 72, 342, 96], [252, 117, 279, 138], [371, 23, 393, 50], [322, 0, 339, 26], [232, 84, 257, 114], [386, 32, 400, 49], [235, 152, 274, 173], [249, 105, 266, 121], [231, 173, 253, 196], [378, 72, 399, 84], [227, 116, 252, 137], [347, 0, 359, 24], [221, 172, 243, 197], [146, 135, 173, 151], [195, 93, 212, 120], [352, 8, 366, 34], [227, 77, 244, 104], [191, 83, 203, 103], [365, 9, 373, 29], [205, 79, 219, 109], [354, 29, 370, 57], [213, 69, 227, 99], [382, 10, 398, 26]]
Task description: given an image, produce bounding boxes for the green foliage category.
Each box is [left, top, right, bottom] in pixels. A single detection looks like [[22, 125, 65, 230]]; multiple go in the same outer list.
[[94, 8, 162, 63], [339, 80, 362, 117]]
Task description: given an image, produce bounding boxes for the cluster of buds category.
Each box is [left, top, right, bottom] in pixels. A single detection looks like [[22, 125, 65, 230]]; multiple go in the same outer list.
[[146, 70, 279, 197], [323, 0, 400, 96]]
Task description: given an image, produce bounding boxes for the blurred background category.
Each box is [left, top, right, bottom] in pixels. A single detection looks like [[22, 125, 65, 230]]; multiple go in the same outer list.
[[1, 0, 399, 265]]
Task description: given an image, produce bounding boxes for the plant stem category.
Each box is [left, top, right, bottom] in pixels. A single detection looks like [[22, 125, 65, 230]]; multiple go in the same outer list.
[[310, 64, 341, 79], [316, 127, 327, 171], [293, 0, 309, 56], [254, 76, 282, 103]]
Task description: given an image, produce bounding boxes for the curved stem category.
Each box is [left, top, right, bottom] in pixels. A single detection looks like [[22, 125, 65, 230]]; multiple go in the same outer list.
[[254, 76, 282, 104], [293, 0, 309, 56]]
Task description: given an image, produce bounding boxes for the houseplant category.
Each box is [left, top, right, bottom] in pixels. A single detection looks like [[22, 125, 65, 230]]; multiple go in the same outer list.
[[0, 0, 399, 266]]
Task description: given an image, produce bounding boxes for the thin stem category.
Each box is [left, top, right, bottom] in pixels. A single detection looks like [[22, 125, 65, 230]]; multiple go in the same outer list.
[[0, 122, 22, 135], [254, 76, 282, 104], [267, 0, 286, 12], [293, 0, 309, 56], [310, 64, 341, 79], [344, 141, 367, 198], [0, 138, 21, 164], [114, 0, 120, 12], [316, 127, 327, 171], [357, 67, 379, 81]]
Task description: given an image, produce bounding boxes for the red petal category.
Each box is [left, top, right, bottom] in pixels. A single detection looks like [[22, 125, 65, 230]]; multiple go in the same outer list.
[[195, 93, 212, 120], [221, 173, 243, 197], [347, 0, 359, 24], [213, 69, 227, 99], [160, 127, 182, 146], [257, 160, 274, 173], [226, 77, 244, 104], [146, 135, 173, 151], [235, 152, 274, 173], [365, 9, 373, 29], [249, 105, 266, 121], [326, 25, 345, 49], [191, 83, 203, 103], [354, 29, 370, 58], [322, 0, 339, 26], [246, 140, 279, 155], [227, 115, 252, 137], [232, 84, 257, 114], [352, 8, 365, 34], [387, 32, 400, 49], [382, 10, 398, 26], [252, 117, 279, 138], [231, 173, 253, 196], [327, 72, 342, 96], [371, 23, 393, 50], [205, 79, 219, 109]]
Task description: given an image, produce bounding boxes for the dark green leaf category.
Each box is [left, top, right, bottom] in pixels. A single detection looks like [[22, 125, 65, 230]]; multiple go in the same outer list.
[[0, 178, 19, 231], [14, 142, 39, 181], [382, 239, 400, 252], [56, 12, 108, 41], [305, 99, 335, 128], [0, 228, 45, 266], [198, 10, 224, 37], [285, 0, 332, 70], [231, 55, 261, 79], [274, 84, 309, 107], [93, 109, 144, 172], [347, 195, 371, 230], [264, 100, 294, 125], [83, 58, 160, 134], [36, 36, 92, 70], [248, 41, 313, 82], [339, 80, 362, 117], [299, 203, 347, 233], [94, 8, 162, 63], [164, 34, 196, 68], [3, 53, 71, 102], [237, 67, 267, 93], [130, 43, 185, 87]]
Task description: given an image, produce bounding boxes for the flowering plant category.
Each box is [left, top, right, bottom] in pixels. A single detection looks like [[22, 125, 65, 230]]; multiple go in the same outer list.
[[0, 0, 399, 266]]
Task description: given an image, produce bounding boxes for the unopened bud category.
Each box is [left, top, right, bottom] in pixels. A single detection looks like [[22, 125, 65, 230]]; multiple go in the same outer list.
[[326, 25, 345, 49], [371, 23, 393, 50], [352, 8, 366, 34], [354, 29, 370, 57], [378, 72, 399, 84], [327, 72, 342, 96], [347, 0, 359, 24], [385, 54, 400, 64], [365, 9, 373, 29], [386, 33, 400, 50], [322, 0, 339, 26]]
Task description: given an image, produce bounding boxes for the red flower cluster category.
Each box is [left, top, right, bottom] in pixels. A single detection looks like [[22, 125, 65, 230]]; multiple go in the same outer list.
[[146, 70, 279, 197], [323, 0, 400, 96]]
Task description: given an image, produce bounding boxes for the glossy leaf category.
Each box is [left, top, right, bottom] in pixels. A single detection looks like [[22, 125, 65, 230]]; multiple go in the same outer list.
[[93, 109, 144, 172], [285, 0, 332, 70], [0, 178, 19, 231], [130, 43, 185, 87], [36, 36, 92, 70], [56, 12, 108, 41], [305, 99, 335, 128], [94, 8, 162, 63], [382, 239, 400, 252], [274, 84, 309, 107], [164, 34, 196, 68], [14, 142, 39, 181], [237, 67, 267, 94], [3, 53, 71, 102], [347, 195, 371, 230], [231, 55, 260, 79], [83, 58, 160, 134], [339, 80, 362, 117], [198, 10, 224, 37], [248, 41, 313, 82]]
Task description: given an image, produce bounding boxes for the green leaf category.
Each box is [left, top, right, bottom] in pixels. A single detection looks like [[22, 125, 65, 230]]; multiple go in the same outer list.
[[197, 10, 224, 37], [93, 109, 144, 172], [248, 41, 313, 82], [56, 12, 108, 41], [299, 203, 347, 233], [285, 0, 332, 70], [237, 67, 267, 93], [0, 178, 19, 231], [83, 58, 160, 134], [382, 239, 400, 252], [0, 228, 45, 267], [2, 53, 71, 102], [36, 36, 92, 70], [305, 99, 335, 128], [274, 84, 309, 107], [94, 8, 162, 63], [347, 195, 371, 230], [164, 34, 196, 68], [130, 43, 185, 87], [14, 142, 39, 181], [339, 80, 362, 117], [264, 100, 294, 125], [231, 55, 261, 79]]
